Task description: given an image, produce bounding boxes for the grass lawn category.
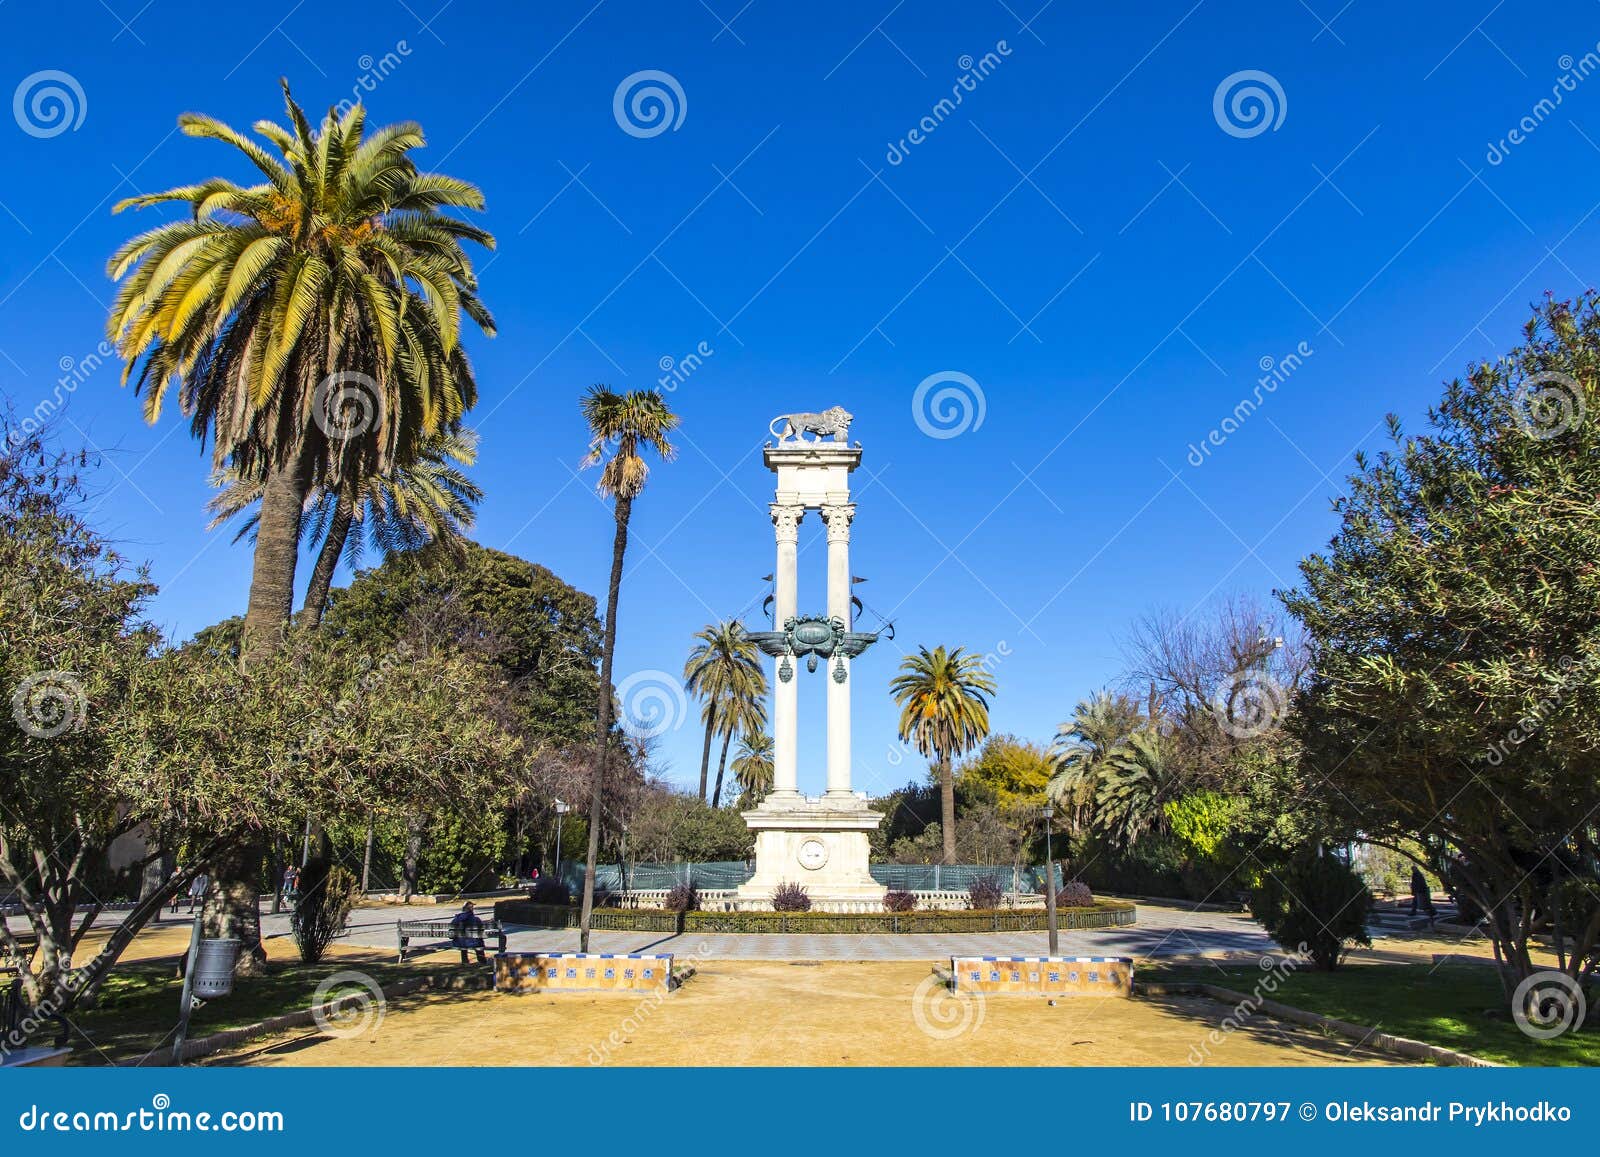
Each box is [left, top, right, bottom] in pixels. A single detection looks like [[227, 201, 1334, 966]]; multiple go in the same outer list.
[[59, 954, 445, 1066], [1143, 960, 1598, 1067]]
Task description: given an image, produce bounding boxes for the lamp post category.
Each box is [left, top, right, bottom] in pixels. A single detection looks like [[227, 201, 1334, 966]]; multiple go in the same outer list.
[[1042, 803, 1059, 955], [552, 799, 571, 882]]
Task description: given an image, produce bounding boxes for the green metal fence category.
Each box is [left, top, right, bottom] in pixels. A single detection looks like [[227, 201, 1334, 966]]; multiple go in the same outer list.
[[552, 861, 1065, 894]]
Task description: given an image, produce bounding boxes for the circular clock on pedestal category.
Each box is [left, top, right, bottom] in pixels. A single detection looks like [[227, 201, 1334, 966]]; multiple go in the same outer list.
[[798, 838, 828, 870]]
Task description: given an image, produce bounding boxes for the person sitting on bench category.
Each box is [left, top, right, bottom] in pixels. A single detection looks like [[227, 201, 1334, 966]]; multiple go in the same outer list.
[[449, 900, 487, 965]]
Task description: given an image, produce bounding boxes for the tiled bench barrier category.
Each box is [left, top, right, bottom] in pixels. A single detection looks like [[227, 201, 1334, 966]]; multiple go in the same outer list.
[[495, 952, 676, 994], [950, 955, 1133, 997]]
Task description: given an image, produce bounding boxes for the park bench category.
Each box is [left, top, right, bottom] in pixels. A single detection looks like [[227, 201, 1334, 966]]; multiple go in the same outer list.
[[395, 917, 506, 962]]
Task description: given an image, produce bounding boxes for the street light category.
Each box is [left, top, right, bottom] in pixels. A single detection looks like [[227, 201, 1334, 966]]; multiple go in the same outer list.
[[1042, 803, 1059, 955], [552, 798, 571, 882]]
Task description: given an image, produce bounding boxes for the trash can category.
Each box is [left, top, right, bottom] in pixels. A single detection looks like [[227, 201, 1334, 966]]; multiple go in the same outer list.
[[192, 938, 241, 998]]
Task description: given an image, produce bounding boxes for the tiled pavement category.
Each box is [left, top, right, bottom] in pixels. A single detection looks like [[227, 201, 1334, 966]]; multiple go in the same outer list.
[[273, 898, 1284, 962]]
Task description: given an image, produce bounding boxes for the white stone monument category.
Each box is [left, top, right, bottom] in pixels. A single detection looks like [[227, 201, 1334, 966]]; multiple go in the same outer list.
[[736, 407, 889, 911]]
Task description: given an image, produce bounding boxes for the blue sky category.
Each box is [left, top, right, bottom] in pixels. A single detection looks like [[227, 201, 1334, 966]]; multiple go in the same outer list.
[[3, 1, 1598, 797]]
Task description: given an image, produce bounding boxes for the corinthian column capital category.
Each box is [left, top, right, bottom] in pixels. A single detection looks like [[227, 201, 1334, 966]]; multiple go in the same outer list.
[[770, 502, 805, 543], [820, 502, 855, 543]]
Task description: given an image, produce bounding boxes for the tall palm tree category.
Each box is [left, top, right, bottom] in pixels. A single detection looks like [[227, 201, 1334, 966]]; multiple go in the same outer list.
[[683, 620, 767, 802], [1046, 691, 1143, 835], [107, 81, 494, 662], [207, 428, 482, 627], [577, 387, 678, 952], [891, 645, 997, 864], [730, 731, 775, 808], [711, 685, 767, 808]]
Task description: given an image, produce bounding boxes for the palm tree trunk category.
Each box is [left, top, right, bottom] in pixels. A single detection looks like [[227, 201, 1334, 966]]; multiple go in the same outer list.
[[298, 490, 354, 628], [224, 453, 309, 976], [711, 728, 733, 808], [242, 454, 311, 660], [581, 495, 631, 953], [939, 753, 957, 864], [696, 718, 715, 803]]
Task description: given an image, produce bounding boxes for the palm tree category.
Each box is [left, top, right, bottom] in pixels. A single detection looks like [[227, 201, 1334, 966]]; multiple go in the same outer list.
[[1046, 691, 1143, 834], [107, 81, 494, 661], [1094, 728, 1173, 845], [891, 645, 997, 863], [577, 387, 678, 952], [683, 620, 767, 802], [730, 731, 775, 808], [711, 685, 767, 808], [207, 428, 482, 627]]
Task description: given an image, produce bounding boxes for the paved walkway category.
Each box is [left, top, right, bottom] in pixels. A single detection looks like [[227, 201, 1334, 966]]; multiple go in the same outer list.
[[269, 898, 1284, 961]]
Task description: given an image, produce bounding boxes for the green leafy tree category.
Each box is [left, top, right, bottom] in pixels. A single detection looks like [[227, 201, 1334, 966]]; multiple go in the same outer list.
[[1094, 728, 1175, 845], [106, 81, 494, 659], [891, 645, 997, 864], [1282, 294, 1600, 992], [577, 387, 678, 950]]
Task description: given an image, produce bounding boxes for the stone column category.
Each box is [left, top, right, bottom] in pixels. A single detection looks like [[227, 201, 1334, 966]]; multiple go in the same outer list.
[[770, 502, 803, 798], [821, 502, 855, 797]]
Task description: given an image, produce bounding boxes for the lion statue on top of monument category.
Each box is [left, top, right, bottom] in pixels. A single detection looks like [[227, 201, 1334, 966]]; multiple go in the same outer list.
[[769, 405, 853, 444]]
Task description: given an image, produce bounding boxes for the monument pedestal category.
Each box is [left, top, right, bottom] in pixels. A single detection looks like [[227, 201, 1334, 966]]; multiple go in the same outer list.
[[735, 795, 887, 911]]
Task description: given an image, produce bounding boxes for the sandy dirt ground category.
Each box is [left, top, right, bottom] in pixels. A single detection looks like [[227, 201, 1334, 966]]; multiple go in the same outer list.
[[208, 959, 1395, 1067]]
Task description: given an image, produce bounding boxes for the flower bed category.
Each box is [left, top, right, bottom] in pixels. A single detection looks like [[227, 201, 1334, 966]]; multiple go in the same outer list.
[[493, 900, 1136, 935]]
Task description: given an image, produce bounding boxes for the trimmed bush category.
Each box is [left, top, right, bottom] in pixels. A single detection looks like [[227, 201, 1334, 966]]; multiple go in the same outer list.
[[1055, 881, 1094, 908], [526, 876, 571, 905], [883, 889, 917, 913], [493, 898, 1136, 934], [966, 876, 1004, 911], [1250, 848, 1372, 970], [770, 882, 811, 911], [664, 882, 700, 912]]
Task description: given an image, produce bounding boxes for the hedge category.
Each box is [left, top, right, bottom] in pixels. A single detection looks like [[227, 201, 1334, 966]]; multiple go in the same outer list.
[[493, 900, 1136, 935]]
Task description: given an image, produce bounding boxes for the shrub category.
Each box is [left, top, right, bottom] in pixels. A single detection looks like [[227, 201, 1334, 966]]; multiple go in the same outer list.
[[883, 889, 917, 913], [1055, 880, 1094, 908], [771, 881, 811, 911], [1249, 848, 1372, 970], [664, 882, 700, 912], [966, 876, 1004, 910], [526, 876, 570, 905], [291, 860, 360, 964]]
